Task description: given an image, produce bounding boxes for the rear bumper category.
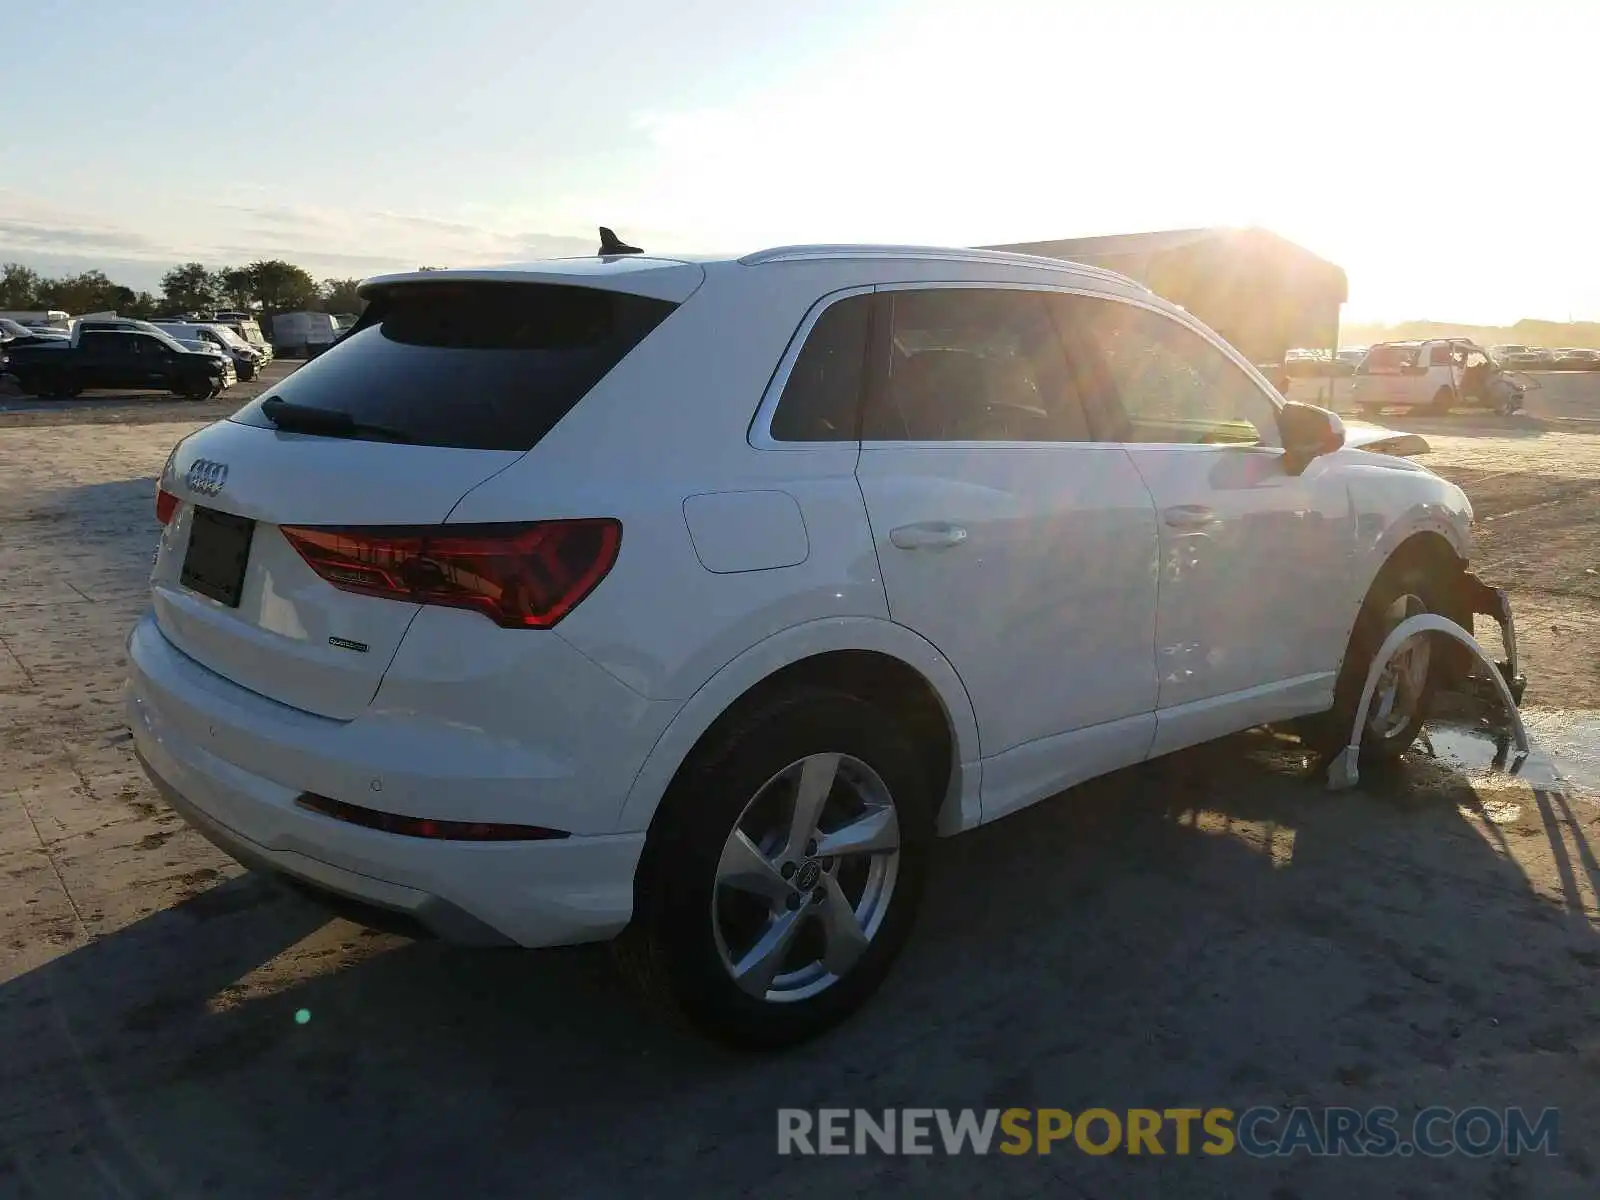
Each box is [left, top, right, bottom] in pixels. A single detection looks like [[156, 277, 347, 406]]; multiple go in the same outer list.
[[126, 613, 655, 947]]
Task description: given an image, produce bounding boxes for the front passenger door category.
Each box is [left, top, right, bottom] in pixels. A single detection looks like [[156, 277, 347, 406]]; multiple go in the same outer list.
[[1056, 295, 1353, 756], [131, 335, 172, 387]]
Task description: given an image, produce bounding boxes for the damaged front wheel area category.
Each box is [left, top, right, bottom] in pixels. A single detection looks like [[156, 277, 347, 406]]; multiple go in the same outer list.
[[1303, 557, 1525, 768]]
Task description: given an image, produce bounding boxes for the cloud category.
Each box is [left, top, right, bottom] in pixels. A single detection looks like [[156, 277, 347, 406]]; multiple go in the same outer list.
[[0, 190, 621, 293], [206, 244, 417, 271], [0, 216, 160, 253], [371, 210, 490, 237], [215, 203, 345, 231]]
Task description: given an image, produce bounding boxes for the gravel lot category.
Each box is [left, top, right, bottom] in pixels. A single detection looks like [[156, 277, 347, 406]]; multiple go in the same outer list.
[[2, 368, 1599, 1198]]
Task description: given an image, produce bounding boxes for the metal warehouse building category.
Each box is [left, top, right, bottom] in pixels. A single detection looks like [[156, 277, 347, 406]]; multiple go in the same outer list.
[[982, 227, 1348, 367]]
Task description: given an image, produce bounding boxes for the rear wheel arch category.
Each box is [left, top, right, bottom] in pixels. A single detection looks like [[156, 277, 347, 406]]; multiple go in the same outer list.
[[683, 649, 956, 819], [615, 624, 979, 839]]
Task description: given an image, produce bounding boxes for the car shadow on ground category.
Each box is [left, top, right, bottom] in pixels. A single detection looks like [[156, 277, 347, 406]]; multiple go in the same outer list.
[[4, 729, 1598, 1199], [0, 477, 162, 607]]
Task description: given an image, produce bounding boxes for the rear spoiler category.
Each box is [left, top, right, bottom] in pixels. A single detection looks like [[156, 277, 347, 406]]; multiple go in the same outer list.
[[358, 259, 706, 304]]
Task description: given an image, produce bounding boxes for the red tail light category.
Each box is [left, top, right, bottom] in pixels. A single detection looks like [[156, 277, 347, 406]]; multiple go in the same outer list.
[[156, 486, 179, 525], [278, 519, 621, 629]]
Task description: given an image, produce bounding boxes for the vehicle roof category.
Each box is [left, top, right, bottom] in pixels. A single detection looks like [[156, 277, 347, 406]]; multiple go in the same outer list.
[[1369, 337, 1484, 349], [358, 244, 1150, 302]]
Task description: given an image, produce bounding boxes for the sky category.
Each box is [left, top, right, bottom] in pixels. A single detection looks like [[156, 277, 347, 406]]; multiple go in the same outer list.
[[3, 0, 1598, 324]]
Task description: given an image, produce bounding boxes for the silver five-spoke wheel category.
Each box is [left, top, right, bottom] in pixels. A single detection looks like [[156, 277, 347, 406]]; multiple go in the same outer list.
[[1368, 592, 1431, 740], [712, 752, 901, 1003]]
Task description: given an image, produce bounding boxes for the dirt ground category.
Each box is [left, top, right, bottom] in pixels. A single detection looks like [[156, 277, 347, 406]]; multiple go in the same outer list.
[[2, 369, 1599, 1198]]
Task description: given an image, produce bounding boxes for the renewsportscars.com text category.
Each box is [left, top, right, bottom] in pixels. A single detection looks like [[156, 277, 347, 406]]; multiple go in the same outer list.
[[777, 1106, 1559, 1158]]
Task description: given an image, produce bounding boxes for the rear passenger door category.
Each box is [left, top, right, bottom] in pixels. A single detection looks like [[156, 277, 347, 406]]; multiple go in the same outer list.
[[853, 285, 1161, 821]]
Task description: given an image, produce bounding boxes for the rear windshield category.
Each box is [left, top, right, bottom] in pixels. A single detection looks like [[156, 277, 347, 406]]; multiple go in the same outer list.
[[230, 282, 677, 450], [1356, 345, 1419, 374]]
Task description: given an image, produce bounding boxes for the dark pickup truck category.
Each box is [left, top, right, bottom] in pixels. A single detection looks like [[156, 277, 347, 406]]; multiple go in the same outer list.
[[4, 327, 230, 400]]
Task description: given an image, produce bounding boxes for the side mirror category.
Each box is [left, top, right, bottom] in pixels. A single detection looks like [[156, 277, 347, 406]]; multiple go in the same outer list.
[[1278, 401, 1344, 473]]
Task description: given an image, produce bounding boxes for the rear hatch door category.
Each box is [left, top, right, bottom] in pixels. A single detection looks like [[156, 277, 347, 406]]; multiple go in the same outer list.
[[155, 426, 523, 719], [152, 264, 697, 719]]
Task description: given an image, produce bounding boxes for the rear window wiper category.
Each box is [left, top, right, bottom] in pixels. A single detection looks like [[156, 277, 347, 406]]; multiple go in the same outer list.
[[260, 396, 413, 444]]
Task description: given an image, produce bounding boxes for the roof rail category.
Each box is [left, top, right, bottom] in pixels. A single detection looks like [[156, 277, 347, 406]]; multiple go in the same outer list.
[[738, 243, 1146, 287]]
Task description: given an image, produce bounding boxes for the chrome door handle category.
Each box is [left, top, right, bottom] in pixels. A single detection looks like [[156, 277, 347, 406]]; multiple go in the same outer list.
[[1163, 505, 1221, 530], [889, 522, 969, 551]]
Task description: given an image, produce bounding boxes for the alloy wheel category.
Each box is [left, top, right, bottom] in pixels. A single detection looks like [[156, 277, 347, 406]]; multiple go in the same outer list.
[[711, 752, 901, 1003], [1368, 592, 1431, 739]]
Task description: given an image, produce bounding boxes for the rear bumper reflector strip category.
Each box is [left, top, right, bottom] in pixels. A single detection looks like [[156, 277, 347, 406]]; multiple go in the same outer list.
[[295, 793, 570, 842]]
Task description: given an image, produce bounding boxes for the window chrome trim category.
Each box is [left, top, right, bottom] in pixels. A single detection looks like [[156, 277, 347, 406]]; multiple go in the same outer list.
[[750, 278, 1285, 450], [748, 284, 876, 451]]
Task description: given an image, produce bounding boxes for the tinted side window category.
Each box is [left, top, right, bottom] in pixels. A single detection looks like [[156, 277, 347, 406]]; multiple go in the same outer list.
[[228, 282, 677, 451], [770, 293, 871, 441], [81, 332, 135, 357], [866, 289, 1090, 442], [1062, 297, 1276, 446]]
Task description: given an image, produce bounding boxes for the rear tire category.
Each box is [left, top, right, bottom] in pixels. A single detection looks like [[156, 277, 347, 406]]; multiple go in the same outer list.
[[1428, 386, 1456, 415], [1303, 557, 1449, 766], [614, 686, 934, 1050], [45, 371, 80, 399]]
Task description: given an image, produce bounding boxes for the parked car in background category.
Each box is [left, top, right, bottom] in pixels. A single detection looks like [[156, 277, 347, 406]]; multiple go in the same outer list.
[[1350, 338, 1523, 416], [1, 318, 67, 375], [271, 310, 338, 358], [0, 309, 72, 332], [0, 317, 68, 346], [4, 323, 231, 399], [1488, 345, 1548, 370], [196, 312, 273, 363], [1553, 348, 1600, 370], [128, 240, 1521, 1048], [166, 336, 239, 388], [155, 322, 264, 380], [1279, 349, 1355, 379]]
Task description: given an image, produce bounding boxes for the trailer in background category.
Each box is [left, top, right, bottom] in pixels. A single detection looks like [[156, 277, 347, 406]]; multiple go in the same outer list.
[[271, 310, 338, 358]]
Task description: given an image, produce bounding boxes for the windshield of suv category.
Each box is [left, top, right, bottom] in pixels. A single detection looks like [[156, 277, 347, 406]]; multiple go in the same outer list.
[[203, 324, 250, 351]]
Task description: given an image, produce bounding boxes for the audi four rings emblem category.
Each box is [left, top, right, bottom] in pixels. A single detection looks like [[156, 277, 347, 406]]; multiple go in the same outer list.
[[185, 459, 229, 496]]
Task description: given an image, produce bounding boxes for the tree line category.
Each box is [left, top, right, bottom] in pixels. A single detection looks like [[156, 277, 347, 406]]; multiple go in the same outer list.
[[1342, 317, 1600, 351], [0, 260, 367, 320]]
